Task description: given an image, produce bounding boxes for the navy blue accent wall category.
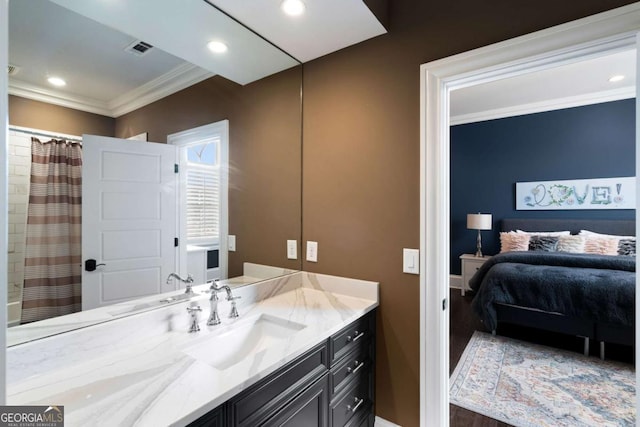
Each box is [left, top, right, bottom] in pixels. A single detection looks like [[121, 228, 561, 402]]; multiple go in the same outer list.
[[450, 99, 635, 274]]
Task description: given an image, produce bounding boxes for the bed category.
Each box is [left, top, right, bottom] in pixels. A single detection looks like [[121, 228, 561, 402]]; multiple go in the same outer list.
[[469, 218, 636, 359]]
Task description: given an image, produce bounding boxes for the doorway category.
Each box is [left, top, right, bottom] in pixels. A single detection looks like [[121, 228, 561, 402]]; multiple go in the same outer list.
[[419, 5, 640, 426]]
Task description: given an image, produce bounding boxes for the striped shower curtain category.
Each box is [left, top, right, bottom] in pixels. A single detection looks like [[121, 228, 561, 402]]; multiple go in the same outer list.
[[21, 137, 82, 323]]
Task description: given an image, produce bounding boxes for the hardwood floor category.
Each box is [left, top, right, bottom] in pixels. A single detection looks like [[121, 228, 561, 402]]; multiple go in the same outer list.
[[448, 288, 634, 426]]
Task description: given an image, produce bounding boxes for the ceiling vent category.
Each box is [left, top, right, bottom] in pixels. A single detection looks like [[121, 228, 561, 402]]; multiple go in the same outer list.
[[125, 40, 153, 57], [7, 64, 20, 76]]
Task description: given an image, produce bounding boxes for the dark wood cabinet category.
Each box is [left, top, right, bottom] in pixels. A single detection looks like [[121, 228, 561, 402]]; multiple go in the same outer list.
[[189, 309, 376, 427], [228, 342, 329, 427], [188, 404, 226, 427], [264, 373, 330, 427]]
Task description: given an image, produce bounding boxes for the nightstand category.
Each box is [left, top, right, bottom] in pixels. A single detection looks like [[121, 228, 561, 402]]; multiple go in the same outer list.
[[459, 254, 491, 296]]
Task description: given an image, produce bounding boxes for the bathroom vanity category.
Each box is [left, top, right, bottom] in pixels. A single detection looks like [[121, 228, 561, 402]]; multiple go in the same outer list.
[[6, 272, 378, 427], [192, 309, 376, 427]]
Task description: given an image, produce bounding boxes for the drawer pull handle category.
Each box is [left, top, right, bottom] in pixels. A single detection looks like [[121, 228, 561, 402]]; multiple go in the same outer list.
[[347, 331, 365, 343], [347, 397, 364, 413], [347, 360, 365, 374]]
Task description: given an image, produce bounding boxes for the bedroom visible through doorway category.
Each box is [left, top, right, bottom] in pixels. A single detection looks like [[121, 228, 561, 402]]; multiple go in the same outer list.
[[419, 5, 640, 426]]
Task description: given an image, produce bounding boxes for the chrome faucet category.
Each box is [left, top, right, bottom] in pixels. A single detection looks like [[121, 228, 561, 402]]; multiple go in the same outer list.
[[207, 290, 221, 326], [186, 306, 202, 333], [207, 280, 241, 324], [166, 273, 195, 295]]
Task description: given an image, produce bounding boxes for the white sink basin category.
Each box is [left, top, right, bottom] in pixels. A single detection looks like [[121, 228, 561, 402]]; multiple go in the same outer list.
[[182, 314, 306, 370]]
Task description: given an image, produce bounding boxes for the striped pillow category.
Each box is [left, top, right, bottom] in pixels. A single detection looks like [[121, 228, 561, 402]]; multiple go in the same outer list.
[[584, 236, 619, 256]]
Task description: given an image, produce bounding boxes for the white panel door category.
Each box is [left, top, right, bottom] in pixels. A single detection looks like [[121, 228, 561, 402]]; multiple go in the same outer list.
[[82, 135, 178, 310]]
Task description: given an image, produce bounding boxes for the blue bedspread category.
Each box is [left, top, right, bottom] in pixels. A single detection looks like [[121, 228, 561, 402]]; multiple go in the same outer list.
[[469, 251, 635, 331]]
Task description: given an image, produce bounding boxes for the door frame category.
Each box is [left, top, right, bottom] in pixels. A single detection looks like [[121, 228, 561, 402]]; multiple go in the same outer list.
[[168, 120, 230, 282], [419, 4, 640, 425]]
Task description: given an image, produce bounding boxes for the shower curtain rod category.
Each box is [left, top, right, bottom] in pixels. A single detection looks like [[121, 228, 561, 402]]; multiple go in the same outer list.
[[8, 127, 83, 143]]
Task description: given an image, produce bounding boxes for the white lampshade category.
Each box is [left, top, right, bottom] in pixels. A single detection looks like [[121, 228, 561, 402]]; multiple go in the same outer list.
[[467, 213, 492, 230]]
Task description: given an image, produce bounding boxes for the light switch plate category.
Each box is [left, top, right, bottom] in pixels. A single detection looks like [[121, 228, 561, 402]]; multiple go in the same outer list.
[[228, 235, 236, 252], [306, 241, 318, 262], [403, 248, 419, 274], [287, 240, 297, 259]]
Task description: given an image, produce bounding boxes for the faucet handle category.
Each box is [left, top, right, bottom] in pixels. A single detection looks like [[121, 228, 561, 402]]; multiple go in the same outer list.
[[228, 298, 240, 318], [187, 306, 202, 333], [227, 295, 241, 302]]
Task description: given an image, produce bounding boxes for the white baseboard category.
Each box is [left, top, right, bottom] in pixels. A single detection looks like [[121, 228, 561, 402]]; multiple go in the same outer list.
[[375, 416, 401, 427], [449, 274, 462, 289]]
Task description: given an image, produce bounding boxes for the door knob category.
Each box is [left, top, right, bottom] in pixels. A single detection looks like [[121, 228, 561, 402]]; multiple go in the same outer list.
[[85, 259, 106, 272]]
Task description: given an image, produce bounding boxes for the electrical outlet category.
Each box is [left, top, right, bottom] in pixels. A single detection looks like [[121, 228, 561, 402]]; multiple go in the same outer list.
[[306, 241, 318, 262], [228, 235, 236, 252], [287, 240, 297, 259]]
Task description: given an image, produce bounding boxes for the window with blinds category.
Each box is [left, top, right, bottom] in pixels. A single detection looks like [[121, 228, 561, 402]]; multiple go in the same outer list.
[[185, 139, 220, 243]]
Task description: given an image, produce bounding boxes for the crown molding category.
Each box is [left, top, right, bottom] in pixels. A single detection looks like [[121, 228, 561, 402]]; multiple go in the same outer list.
[[8, 63, 214, 118], [108, 63, 214, 117], [450, 86, 636, 126], [9, 80, 112, 116]]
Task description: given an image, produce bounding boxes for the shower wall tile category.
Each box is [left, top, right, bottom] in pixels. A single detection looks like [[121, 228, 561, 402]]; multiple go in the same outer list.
[[7, 132, 30, 304]]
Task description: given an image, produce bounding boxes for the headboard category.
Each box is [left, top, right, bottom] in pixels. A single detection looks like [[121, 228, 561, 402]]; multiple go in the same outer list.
[[501, 218, 635, 236]]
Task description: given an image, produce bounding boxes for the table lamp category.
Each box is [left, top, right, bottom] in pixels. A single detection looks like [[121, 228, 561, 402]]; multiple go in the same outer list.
[[467, 213, 492, 257]]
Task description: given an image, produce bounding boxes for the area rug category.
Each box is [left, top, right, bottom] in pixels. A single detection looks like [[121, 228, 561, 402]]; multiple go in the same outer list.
[[450, 331, 635, 426]]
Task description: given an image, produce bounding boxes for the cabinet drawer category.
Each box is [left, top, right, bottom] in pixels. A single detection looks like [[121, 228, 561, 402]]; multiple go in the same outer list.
[[463, 261, 483, 280], [330, 340, 372, 397], [330, 313, 373, 365], [229, 342, 328, 427], [330, 370, 373, 427], [263, 374, 329, 427], [345, 411, 374, 427]]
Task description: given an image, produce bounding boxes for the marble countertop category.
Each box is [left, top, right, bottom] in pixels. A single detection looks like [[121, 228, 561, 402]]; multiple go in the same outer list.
[[6, 272, 378, 426]]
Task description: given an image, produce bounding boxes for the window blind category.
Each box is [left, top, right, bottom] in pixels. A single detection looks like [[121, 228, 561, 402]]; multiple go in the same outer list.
[[186, 163, 220, 242]]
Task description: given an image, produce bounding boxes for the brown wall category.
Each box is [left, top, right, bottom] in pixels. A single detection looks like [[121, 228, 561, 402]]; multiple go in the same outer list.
[[301, 1, 636, 425], [8, 95, 114, 136], [115, 68, 303, 276]]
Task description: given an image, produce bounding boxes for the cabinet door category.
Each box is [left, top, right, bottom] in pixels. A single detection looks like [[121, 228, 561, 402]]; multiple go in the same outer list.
[[264, 374, 329, 427], [229, 342, 328, 427], [187, 404, 225, 427]]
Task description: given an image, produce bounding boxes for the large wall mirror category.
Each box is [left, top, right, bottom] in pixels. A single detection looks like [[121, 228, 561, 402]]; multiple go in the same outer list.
[[6, 0, 302, 345]]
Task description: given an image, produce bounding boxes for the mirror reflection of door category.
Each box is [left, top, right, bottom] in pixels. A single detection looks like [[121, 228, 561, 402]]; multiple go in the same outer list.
[[81, 135, 179, 310]]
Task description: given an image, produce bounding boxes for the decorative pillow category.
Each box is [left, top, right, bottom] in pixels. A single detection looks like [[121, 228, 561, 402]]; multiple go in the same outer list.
[[583, 236, 620, 256], [618, 239, 636, 256], [579, 230, 635, 240], [516, 230, 571, 237], [528, 236, 559, 252], [557, 235, 586, 253], [500, 232, 530, 253]]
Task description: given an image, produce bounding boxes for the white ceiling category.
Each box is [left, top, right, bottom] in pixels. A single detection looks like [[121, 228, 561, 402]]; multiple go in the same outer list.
[[450, 49, 637, 125], [209, 0, 387, 63], [9, 0, 386, 118], [48, 0, 300, 86], [9, 0, 210, 117]]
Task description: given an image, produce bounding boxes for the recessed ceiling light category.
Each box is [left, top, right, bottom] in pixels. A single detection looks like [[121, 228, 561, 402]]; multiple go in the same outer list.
[[281, 0, 305, 16], [609, 74, 625, 83], [47, 77, 66, 87], [207, 41, 228, 54]]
